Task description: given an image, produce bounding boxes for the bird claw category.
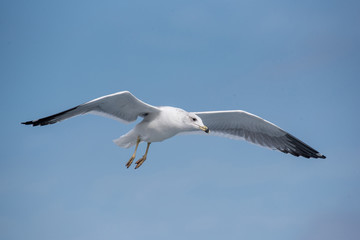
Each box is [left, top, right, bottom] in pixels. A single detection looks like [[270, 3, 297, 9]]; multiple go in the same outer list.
[[135, 156, 147, 169], [126, 155, 135, 168]]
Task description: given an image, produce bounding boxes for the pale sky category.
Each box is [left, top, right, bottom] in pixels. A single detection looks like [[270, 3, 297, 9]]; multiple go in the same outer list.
[[1, 0, 360, 239]]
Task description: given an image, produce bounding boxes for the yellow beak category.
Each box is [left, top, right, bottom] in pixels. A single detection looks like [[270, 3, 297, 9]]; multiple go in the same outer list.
[[199, 125, 210, 133]]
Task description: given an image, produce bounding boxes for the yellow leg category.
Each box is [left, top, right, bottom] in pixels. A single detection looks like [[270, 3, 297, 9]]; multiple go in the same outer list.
[[135, 142, 151, 169], [126, 136, 141, 168]]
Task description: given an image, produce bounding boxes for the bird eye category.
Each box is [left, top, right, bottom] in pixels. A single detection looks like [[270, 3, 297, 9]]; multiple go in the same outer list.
[[192, 118, 197, 121]]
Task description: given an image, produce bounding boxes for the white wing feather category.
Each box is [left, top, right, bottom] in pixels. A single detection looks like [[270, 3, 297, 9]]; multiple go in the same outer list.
[[194, 110, 325, 159], [22, 91, 160, 126]]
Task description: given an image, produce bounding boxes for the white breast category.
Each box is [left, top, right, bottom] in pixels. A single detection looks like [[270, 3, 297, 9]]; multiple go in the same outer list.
[[135, 106, 186, 142]]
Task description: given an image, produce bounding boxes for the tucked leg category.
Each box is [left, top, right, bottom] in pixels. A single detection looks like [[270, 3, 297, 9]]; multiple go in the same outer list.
[[135, 142, 151, 169], [126, 136, 141, 168]]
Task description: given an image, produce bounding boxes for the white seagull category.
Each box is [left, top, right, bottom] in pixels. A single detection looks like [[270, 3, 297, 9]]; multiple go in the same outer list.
[[22, 91, 326, 169]]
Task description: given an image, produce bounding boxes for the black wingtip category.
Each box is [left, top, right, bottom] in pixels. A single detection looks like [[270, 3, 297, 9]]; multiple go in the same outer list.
[[284, 133, 326, 159], [21, 119, 53, 127], [21, 106, 79, 127], [21, 121, 35, 126]]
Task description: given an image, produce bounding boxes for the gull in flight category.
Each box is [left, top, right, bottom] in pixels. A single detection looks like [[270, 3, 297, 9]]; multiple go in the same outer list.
[[22, 91, 326, 169]]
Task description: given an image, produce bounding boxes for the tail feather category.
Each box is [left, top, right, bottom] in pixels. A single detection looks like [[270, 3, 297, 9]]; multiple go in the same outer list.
[[113, 131, 138, 148]]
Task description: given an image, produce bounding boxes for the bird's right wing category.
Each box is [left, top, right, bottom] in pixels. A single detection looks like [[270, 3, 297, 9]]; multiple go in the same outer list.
[[22, 91, 160, 126], [194, 110, 326, 159]]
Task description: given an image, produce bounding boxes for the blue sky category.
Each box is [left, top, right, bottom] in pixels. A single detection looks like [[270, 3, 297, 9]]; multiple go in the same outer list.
[[1, 0, 360, 239]]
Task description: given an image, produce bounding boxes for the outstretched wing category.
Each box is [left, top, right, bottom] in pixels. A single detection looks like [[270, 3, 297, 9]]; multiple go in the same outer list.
[[22, 91, 160, 126], [194, 110, 326, 159]]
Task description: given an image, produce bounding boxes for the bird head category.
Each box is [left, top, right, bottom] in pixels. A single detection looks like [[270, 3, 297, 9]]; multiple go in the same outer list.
[[186, 113, 209, 133]]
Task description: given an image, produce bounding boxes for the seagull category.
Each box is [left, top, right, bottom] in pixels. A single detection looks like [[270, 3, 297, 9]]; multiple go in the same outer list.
[[22, 91, 326, 168]]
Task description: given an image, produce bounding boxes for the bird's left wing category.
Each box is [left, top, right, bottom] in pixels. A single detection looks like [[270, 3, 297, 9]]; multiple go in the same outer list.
[[22, 91, 160, 126], [193, 110, 326, 159]]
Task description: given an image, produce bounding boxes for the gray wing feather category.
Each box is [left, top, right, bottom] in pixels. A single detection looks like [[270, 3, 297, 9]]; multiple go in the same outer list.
[[22, 91, 160, 126], [194, 110, 326, 159]]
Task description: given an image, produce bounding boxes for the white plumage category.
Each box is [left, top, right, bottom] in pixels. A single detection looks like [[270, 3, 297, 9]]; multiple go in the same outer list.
[[22, 91, 326, 168]]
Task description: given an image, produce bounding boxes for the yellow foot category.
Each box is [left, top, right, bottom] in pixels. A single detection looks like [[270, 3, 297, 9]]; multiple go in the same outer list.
[[135, 156, 147, 169], [126, 155, 136, 168], [126, 136, 141, 168]]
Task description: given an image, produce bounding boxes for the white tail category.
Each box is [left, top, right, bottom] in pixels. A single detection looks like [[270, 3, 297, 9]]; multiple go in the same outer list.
[[113, 130, 138, 148]]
